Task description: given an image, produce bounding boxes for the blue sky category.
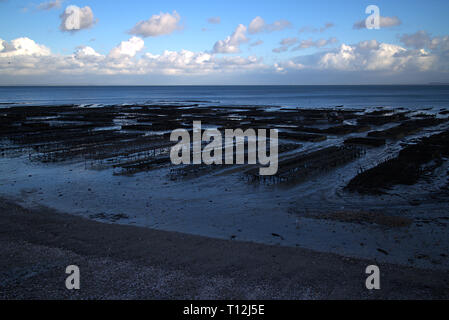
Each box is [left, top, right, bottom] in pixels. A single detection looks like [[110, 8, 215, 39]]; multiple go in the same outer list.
[[1, 0, 449, 84]]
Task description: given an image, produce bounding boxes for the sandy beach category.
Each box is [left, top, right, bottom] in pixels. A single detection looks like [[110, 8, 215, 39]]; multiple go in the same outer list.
[[1, 197, 448, 299]]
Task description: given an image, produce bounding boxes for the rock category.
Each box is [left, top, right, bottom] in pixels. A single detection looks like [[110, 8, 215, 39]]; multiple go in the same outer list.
[[272, 233, 285, 240]]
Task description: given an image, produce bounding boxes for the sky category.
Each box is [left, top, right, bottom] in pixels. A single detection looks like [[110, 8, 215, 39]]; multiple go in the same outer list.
[[0, 0, 449, 85]]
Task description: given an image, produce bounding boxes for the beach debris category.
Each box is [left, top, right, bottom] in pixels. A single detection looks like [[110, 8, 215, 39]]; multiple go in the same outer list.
[[271, 233, 285, 240], [89, 212, 129, 222]]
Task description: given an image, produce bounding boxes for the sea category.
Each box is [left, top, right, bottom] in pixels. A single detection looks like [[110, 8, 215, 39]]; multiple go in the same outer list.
[[0, 85, 449, 110]]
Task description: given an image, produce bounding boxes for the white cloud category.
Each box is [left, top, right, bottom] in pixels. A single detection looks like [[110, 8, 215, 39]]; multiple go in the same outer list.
[[273, 37, 298, 53], [272, 46, 289, 53], [299, 22, 335, 33], [270, 34, 449, 76], [207, 16, 221, 24], [248, 17, 265, 34], [0, 37, 51, 57], [250, 40, 264, 47], [400, 30, 449, 55], [109, 37, 145, 59], [0, 36, 265, 78], [60, 5, 96, 32], [353, 16, 401, 29], [292, 37, 338, 50], [248, 16, 291, 34], [274, 60, 305, 73], [136, 51, 265, 76], [75, 46, 100, 57], [74, 46, 103, 60], [400, 30, 431, 49], [274, 37, 337, 53], [280, 37, 298, 46], [140, 50, 217, 75], [37, 0, 63, 11], [213, 24, 248, 54], [1, 35, 448, 83], [320, 22, 335, 33], [129, 11, 182, 37], [315, 40, 435, 72]]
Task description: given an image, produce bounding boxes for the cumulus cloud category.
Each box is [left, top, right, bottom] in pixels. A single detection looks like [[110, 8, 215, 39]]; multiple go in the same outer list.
[[129, 11, 182, 37], [207, 16, 221, 24], [400, 30, 449, 54], [60, 5, 96, 32], [0, 37, 51, 57], [108, 37, 145, 59], [140, 51, 263, 75], [353, 16, 401, 29], [248, 16, 291, 34], [310, 40, 435, 72], [213, 24, 248, 53], [0, 35, 266, 79], [400, 30, 432, 49], [37, 0, 63, 11], [270, 36, 449, 79], [74, 46, 103, 60], [248, 17, 265, 34], [1, 34, 448, 84]]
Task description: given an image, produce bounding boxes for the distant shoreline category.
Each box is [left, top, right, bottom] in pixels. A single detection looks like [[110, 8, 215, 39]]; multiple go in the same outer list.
[[1, 84, 449, 87]]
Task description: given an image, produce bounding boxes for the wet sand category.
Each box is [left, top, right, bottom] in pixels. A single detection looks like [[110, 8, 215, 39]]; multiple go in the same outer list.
[[1, 197, 448, 299], [1, 104, 449, 271]]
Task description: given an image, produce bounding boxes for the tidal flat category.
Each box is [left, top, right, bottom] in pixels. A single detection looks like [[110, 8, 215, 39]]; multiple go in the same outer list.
[[1, 103, 449, 272]]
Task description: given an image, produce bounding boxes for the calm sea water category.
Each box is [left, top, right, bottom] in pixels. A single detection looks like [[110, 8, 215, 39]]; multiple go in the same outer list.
[[0, 85, 448, 110]]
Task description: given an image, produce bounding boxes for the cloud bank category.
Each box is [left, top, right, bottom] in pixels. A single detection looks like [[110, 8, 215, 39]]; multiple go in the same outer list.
[[0, 36, 264, 79], [1, 31, 448, 84]]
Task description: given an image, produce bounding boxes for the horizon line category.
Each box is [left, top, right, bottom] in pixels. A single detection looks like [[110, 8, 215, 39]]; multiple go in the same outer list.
[[1, 83, 449, 87]]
